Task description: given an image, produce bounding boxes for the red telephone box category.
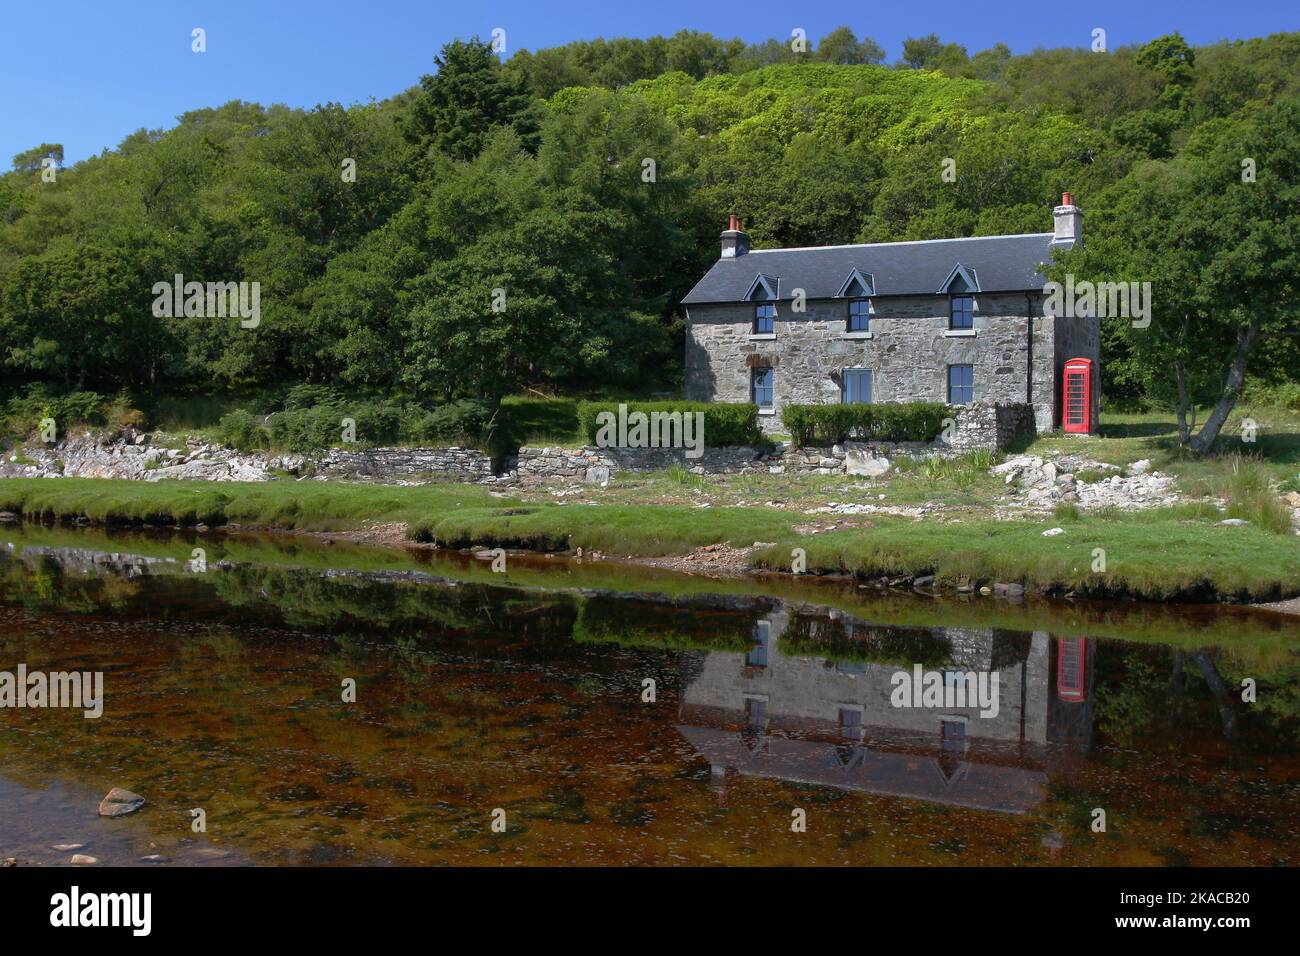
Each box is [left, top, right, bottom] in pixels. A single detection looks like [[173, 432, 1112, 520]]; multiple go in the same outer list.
[[1062, 358, 1094, 433]]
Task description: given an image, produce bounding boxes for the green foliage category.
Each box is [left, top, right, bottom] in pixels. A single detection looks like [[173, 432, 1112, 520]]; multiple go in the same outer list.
[[577, 400, 763, 447], [1, 30, 1298, 415], [215, 409, 268, 452], [403, 38, 540, 159], [781, 402, 948, 446]]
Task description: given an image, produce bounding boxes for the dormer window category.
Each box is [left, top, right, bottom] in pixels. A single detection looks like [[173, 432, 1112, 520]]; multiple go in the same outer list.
[[848, 298, 871, 332], [949, 295, 974, 330], [745, 274, 779, 335]]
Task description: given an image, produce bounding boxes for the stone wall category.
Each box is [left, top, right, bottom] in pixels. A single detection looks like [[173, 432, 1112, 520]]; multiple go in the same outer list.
[[4, 402, 1033, 488], [686, 292, 1062, 433], [0, 433, 497, 484], [314, 446, 496, 482], [945, 402, 1037, 452]]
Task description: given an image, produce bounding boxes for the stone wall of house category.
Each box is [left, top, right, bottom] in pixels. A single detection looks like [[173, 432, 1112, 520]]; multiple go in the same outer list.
[[685, 292, 1058, 433]]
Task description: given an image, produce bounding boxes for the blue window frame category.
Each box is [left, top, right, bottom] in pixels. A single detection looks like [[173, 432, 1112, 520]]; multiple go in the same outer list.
[[752, 367, 774, 409], [948, 364, 974, 405], [754, 302, 775, 334], [949, 295, 973, 329], [842, 369, 872, 405], [848, 298, 870, 332]]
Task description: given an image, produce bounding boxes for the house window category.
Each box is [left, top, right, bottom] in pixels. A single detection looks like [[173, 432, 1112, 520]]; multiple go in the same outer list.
[[838, 708, 862, 740], [745, 698, 767, 729], [847, 298, 870, 332], [754, 302, 775, 334], [843, 369, 872, 405], [949, 295, 974, 330], [947, 364, 973, 405], [752, 367, 774, 409]]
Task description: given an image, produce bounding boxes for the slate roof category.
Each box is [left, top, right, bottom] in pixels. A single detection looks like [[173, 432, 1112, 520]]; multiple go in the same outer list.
[[682, 232, 1057, 305]]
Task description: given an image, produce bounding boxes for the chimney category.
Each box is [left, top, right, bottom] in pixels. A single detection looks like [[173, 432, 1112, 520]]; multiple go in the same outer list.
[[721, 213, 750, 258], [1051, 192, 1083, 249]]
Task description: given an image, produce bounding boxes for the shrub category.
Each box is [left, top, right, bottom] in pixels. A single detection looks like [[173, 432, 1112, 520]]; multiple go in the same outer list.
[[267, 404, 341, 453], [782, 402, 949, 446], [216, 409, 268, 452], [402, 399, 496, 447], [577, 401, 763, 448]]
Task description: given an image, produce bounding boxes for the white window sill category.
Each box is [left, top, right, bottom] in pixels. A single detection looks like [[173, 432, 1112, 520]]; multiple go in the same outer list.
[[749, 333, 777, 341], [944, 329, 977, 337], [757, 408, 776, 416], [843, 331, 873, 339]]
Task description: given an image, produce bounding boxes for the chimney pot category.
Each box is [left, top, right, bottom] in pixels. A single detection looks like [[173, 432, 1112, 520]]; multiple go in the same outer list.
[[721, 213, 750, 258], [1051, 192, 1083, 249]]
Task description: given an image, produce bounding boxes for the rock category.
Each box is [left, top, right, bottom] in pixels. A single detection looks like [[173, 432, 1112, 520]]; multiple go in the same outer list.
[[70, 854, 98, 865], [1129, 459, 1152, 475], [1041, 527, 1065, 537], [51, 843, 85, 852], [584, 465, 611, 487], [993, 582, 1025, 597], [912, 574, 936, 588], [845, 449, 891, 477], [139, 854, 169, 863], [1217, 518, 1249, 526], [98, 787, 146, 818], [978, 586, 992, 596], [0, 511, 17, 522]]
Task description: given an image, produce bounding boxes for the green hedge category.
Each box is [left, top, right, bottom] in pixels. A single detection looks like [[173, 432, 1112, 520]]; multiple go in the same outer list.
[[577, 401, 763, 447], [781, 402, 949, 446]]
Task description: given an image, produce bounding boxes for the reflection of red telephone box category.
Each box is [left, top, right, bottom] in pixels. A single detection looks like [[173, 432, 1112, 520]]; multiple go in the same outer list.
[[1063, 358, 1094, 433], [1057, 637, 1088, 702]]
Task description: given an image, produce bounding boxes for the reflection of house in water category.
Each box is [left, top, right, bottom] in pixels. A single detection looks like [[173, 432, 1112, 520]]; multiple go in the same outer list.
[[677, 608, 1095, 814]]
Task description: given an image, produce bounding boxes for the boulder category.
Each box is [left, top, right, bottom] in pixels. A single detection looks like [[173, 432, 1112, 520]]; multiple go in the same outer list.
[[98, 788, 146, 818], [845, 449, 891, 478]]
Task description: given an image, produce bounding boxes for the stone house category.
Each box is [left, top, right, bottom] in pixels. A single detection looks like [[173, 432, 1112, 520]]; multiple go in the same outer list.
[[682, 194, 1100, 435]]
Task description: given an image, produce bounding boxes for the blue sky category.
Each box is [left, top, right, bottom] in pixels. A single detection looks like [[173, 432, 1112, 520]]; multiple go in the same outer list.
[[3, 0, 1297, 167]]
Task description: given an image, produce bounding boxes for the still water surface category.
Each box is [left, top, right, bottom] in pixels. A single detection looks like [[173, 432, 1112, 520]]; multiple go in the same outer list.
[[1, 526, 1297, 866]]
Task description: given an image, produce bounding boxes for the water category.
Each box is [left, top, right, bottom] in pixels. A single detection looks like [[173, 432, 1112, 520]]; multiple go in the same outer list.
[[1, 525, 1297, 866]]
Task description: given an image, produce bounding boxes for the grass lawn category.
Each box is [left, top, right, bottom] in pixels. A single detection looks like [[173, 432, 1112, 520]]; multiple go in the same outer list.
[[1, 473, 1296, 601], [1028, 406, 1300, 491]]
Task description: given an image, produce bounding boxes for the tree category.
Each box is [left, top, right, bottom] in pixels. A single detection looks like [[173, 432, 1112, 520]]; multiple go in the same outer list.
[[1057, 97, 1300, 452], [11, 144, 63, 175], [403, 38, 540, 160], [815, 27, 885, 66], [898, 34, 968, 73]]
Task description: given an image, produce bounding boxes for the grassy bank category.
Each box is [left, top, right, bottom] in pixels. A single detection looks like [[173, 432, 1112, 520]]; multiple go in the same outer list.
[[2, 476, 1297, 602]]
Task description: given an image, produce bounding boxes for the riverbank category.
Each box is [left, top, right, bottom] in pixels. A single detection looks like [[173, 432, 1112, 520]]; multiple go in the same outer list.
[[2, 477, 1297, 603]]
